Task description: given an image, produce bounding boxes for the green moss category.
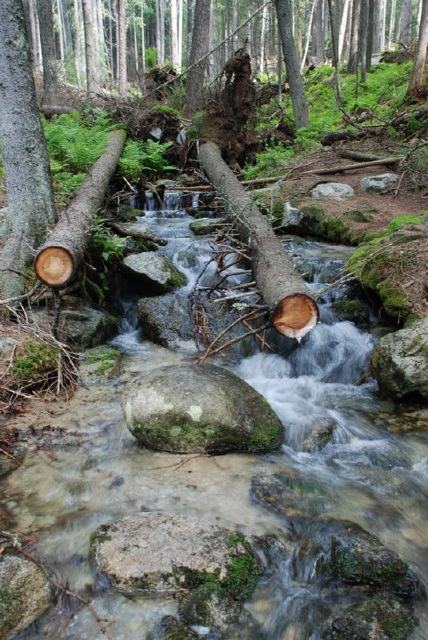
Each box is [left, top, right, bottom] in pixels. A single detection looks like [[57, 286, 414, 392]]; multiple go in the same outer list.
[[222, 534, 261, 600], [119, 205, 142, 221], [89, 526, 112, 548], [387, 211, 428, 231], [150, 104, 181, 118], [13, 341, 59, 384], [247, 422, 283, 451]]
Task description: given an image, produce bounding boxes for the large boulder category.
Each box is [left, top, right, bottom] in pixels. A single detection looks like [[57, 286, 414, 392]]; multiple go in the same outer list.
[[137, 294, 194, 347], [322, 592, 415, 640], [311, 183, 355, 199], [123, 364, 284, 453], [0, 555, 52, 640], [370, 319, 428, 400], [360, 173, 397, 193], [122, 252, 186, 294], [90, 512, 261, 600]]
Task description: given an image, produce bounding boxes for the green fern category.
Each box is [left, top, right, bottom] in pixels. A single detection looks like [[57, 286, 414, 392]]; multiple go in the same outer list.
[[118, 139, 177, 182]]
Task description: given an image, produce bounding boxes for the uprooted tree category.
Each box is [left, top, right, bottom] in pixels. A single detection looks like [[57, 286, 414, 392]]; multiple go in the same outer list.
[[0, 0, 57, 299]]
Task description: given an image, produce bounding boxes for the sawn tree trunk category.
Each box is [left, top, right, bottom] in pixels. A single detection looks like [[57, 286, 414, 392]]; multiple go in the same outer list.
[[199, 142, 319, 341], [34, 129, 126, 288]]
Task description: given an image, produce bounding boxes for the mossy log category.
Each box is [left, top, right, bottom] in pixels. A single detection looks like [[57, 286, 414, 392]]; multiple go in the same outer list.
[[34, 129, 126, 287], [199, 141, 319, 341]]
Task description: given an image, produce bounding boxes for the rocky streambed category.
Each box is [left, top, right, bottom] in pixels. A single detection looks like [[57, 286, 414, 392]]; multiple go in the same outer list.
[[0, 190, 427, 640]]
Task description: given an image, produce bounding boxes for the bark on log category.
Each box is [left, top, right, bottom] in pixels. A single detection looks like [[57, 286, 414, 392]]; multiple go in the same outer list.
[[40, 105, 73, 117], [110, 221, 167, 246], [34, 129, 126, 287], [339, 150, 383, 162], [321, 129, 377, 146], [199, 142, 319, 341]]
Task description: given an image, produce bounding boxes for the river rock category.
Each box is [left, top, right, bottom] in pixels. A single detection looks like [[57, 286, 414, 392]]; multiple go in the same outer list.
[[322, 592, 415, 639], [301, 418, 337, 452], [79, 345, 121, 383], [90, 512, 261, 599], [311, 183, 355, 199], [122, 252, 186, 294], [0, 554, 52, 640], [137, 294, 194, 347], [360, 173, 397, 193], [328, 520, 415, 595], [123, 364, 283, 453], [189, 217, 228, 235], [370, 319, 428, 400], [179, 585, 242, 631]]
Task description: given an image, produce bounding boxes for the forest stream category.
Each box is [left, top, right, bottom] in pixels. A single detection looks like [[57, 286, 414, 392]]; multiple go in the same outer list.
[[1, 191, 427, 640]]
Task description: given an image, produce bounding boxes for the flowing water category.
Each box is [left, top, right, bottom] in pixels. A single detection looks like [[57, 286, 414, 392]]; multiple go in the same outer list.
[[2, 192, 427, 639]]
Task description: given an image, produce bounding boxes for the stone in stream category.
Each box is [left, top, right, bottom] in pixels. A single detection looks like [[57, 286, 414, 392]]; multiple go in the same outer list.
[[123, 364, 284, 453], [89, 512, 261, 602], [301, 418, 337, 452], [189, 217, 228, 235], [360, 173, 398, 193], [137, 294, 194, 347], [122, 252, 186, 294], [311, 183, 355, 198], [321, 592, 416, 639], [370, 319, 428, 401], [0, 554, 52, 640]]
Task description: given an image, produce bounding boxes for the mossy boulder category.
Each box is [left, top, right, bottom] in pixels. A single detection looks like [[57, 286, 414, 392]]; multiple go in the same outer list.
[[79, 345, 121, 383], [137, 294, 194, 347], [28, 303, 118, 349], [370, 319, 428, 400], [301, 418, 337, 452], [329, 299, 370, 326], [329, 521, 415, 595], [119, 205, 144, 221], [0, 554, 52, 640], [90, 513, 261, 601], [178, 584, 242, 630], [346, 218, 426, 322], [122, 252, 186, 294], [189, 217, 228, 235], [123, 364, 283, 453], [322, 592, 415, 640]]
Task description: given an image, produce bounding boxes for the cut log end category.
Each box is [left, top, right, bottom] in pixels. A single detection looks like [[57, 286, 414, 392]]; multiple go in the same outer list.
[[34, 246, 76, 287], [272, 294, 319, 342]]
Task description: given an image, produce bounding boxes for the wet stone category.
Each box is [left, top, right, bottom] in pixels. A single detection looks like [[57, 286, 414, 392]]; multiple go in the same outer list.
[[122, 252, 186, 294], [137, 294, 194, 348], [301, 418, 337, 452], [189, 217, 228, 235], [0, 554, 52, 640], [90, 512, 261, 600], [370, 319, 428, 401], [123, 364, 284, 454]]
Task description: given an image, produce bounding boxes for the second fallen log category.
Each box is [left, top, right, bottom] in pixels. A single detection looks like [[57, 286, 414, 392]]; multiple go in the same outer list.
[[199, 142, 319, 341], [34, 129, 127, 287]]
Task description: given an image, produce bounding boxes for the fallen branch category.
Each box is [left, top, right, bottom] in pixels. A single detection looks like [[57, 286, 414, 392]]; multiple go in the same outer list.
[[301, 156, 403, 175], [339, 150, 383, 162]]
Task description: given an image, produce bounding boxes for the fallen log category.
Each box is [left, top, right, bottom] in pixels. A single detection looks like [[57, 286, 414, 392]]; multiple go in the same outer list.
[[339, 150, 383, 162], [321, 129, 378, 146], [110, 221, 167, 246], [199, 142, 319, 341], [35, 129, 126, 287], [40, 105, 73, 117], [301, 157, 402, 175]]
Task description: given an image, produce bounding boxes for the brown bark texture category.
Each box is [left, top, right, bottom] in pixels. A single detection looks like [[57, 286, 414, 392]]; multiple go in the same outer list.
[[34, 129, 127, 287], [199, 142, 319, 341], [185, 0, 211, 115], [408, 0, 428, 96]]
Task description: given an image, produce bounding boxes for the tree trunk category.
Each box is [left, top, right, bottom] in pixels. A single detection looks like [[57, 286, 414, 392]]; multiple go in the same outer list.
[[301, 0, 319, 69], [0, 0, 57, 298], [388, 0, 397, 48], [37, 0, 58, 100], [199, 142, 319, 341], [347, 0, 360, 72], [82, 0, 97, 92], [34, 129, 126, 288], [185, 0, 211, 115], [28, 0, 43, 73], [359, 0, 368, 81], [366, 0, 374, 71], [313, 0, 325, 64], [408, 0, 428, 95], [170, 0, 179, 67], [118, 0, 127, 95], [275, 0, 310, 128], [398, 0, 413, 46], [338, 0, 351, 61]]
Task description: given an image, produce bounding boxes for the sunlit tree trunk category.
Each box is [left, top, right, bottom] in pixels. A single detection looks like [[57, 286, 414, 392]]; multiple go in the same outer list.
[[260, 1, 269, 71], [359, 0, 368, 81], [0, 0, 57, 297], [178, 0, 183, 66], [313, 0, 325, 64], [338, 0, 351, 61], [408, 0, 428, 94], [28, 0, 43, 73], [118, 0, 127, 94], [301, 0, 319, 68], [82, 0, 97, 91], [347, 0, 360, 72], [388, 0, 397, 47], [275, 0, 309, 128], [140, 0, 146, 74], [171, 0, 179, 67]]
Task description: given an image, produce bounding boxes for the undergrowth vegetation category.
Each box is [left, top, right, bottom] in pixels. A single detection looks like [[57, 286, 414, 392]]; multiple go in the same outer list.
[[247, 62, 417, 179]]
